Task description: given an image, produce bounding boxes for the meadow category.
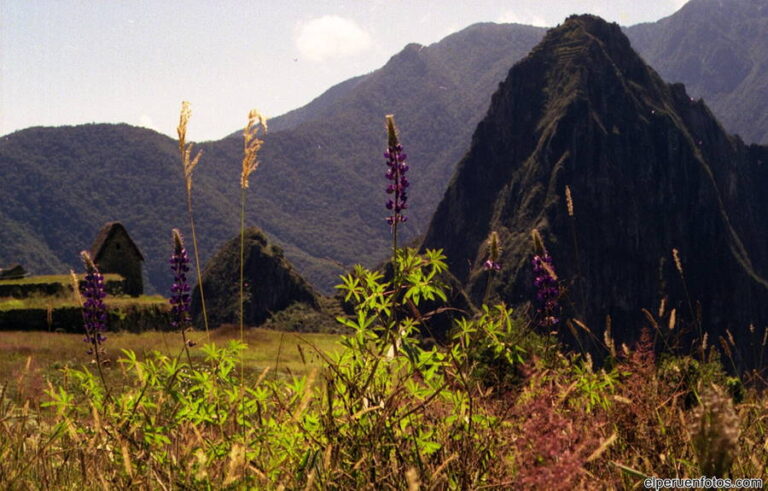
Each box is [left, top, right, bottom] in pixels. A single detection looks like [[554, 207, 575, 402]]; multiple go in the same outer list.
[[0, 106, 766, 490]]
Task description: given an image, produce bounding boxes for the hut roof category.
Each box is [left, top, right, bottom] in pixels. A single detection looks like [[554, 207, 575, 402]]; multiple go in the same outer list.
[[91, 222, 144, 262]]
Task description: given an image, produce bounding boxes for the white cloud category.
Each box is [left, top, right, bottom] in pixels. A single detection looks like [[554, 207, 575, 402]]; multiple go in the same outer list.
[[497, 10, 549, 28], [138, 114, 157, 132], [671, 0, 689, 9], [295, 16, 372, 62]]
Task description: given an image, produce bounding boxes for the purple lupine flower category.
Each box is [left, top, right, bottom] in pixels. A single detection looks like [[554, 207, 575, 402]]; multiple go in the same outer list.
[[484, 259, 501, 271], [532, 253, 560, 328], [169, 229, 192, 333], [384, 115, 409, 226], [80, 251, 108, 355]]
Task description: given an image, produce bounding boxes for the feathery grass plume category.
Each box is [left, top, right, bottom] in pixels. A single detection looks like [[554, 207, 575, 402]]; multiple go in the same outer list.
[[70, 269, 82, 306], [384, 115, 410, 257], [565, 185, 574, 217], [531, 229, 560, 329], [672, 248, 683, 275], [170, 229, 195, 363], [177, 102, 203, 194], [531, 228, 546, 256], [176, 101, 210, 340], [240, 109, 267, 190], [719, 336, 733, 360], [668, 308, 676, 330], [690, 384, 740, 477]]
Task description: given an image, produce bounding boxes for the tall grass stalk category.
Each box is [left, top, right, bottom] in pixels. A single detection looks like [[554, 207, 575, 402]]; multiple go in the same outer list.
[[672, 248, 701, 345], [238, 108, 267, 439], [565, 185, 587, 317], [177, 101, 210, 341], [239, 109, 267, 338]]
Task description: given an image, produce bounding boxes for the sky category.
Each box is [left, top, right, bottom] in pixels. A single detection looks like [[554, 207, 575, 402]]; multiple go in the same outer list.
[[1, 0, 690, 141]]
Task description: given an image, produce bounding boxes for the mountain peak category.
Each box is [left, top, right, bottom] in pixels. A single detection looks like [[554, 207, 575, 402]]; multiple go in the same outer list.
[[422, 14, 768, 365]]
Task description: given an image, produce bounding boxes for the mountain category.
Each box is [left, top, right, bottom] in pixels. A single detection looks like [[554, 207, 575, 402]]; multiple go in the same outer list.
[[421, 14, 768, 365], [0, 124, 243, 295], [197, 23, 546, 292], [625, 0, 768, 144], [0, 23, 545, 294], [190, 228, 318, 328], [2, 0, 768, 297]]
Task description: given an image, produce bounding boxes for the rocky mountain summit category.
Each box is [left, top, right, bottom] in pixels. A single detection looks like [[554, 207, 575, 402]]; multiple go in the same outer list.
[[191, 228, 319, 328], [422, 14, 768, 366]]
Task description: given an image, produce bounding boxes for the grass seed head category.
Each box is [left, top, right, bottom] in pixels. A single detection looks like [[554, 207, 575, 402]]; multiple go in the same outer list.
[[177, 101, 203, 193], [565, 185, 574, 217], [672, 248, 684, 276], [241, 109, 267, 190]]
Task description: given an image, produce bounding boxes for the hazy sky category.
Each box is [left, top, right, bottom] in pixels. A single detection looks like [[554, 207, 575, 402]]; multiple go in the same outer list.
[[1, 0, 689, 141]]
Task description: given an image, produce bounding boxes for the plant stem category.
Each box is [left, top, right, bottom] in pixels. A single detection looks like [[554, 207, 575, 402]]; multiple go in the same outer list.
[[239, 187, 246, 342], [187, 192, 210, 341], [239, 186, 247, 434], [482, 270, 495, 306], [91, 342, 113, 403], [180, 329, 193, 366]]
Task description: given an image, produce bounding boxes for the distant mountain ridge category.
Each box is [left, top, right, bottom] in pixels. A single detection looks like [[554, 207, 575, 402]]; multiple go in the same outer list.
[[421, 14, 768, 367], [1, 0, 767, 296], [0, 23, 546, 293], [626, 0, 768, 144]]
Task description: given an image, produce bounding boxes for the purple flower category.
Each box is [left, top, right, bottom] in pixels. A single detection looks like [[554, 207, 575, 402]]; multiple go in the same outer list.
[[483, 259, 501, 271], [384, 115, 409, 226], [532, 253, 560, 328], [80, 251, 107, 355], [170, 229, 191, 331]]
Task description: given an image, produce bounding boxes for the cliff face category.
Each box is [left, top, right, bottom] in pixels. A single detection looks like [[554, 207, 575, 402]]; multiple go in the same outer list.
[[422, 15, 768, 362], [191, 228, 319, 328]]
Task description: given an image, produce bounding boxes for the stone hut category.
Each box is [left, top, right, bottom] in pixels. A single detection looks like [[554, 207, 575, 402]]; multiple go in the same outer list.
[[91, 222, 144, 296], [0, 264, 28, 280]]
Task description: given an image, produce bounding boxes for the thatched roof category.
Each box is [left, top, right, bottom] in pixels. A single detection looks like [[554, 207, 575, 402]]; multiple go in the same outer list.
[[91, 222, 144, 262], [0, 264, 28, 279]]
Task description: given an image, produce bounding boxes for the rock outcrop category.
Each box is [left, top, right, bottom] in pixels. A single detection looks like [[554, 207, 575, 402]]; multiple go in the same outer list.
[[421, 15, 768, 367], [191, 228, 319, 328]]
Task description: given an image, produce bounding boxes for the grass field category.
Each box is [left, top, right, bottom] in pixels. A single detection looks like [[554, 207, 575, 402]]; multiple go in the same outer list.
[[0, 273, 123, 286], [0, 294, 168, 311], [0, 326, 344, 405]]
